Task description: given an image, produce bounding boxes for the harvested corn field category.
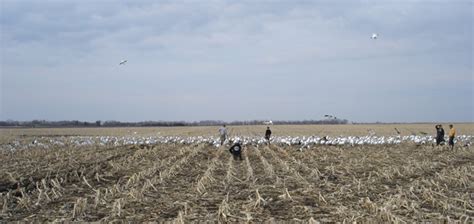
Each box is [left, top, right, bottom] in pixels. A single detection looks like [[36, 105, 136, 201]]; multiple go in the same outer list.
[[1, 140, 473, 222]]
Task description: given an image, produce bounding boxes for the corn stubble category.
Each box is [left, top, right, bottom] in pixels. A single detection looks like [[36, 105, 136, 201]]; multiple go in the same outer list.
[[0, 140, 472, 223]]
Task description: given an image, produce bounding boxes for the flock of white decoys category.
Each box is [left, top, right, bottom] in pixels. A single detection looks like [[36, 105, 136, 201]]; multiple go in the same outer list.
[[2, 134, 472, 151]]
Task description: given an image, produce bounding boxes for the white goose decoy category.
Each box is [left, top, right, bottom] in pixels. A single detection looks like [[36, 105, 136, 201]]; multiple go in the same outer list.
[[119, 60, 128, 65], [371, 33, 378, 39]]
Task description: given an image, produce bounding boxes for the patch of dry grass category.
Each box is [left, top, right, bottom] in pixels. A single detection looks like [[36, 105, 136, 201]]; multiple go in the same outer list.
[[0, 140, 472, 222]]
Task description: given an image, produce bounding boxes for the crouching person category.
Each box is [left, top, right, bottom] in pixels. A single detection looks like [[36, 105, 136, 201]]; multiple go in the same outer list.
[[229, 140, 243, 161]]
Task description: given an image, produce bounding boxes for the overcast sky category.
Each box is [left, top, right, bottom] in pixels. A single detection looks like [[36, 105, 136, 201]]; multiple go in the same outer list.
[[1, 0, 472, 122]]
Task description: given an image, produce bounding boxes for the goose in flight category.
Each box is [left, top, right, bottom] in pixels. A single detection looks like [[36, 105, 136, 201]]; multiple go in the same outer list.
[[119, 60, 128, 65], [371, 33, 378, 39], [263, 120, 273, 125]]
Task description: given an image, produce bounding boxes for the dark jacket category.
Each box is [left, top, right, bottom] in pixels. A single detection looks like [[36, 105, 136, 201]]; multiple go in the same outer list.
[[436, 128, 445, 140], [229, 143, 242, 154], [265, 129, 272, 137]]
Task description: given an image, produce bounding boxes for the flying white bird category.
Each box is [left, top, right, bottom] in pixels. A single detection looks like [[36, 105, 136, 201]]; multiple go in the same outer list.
[[263, 120, 273, 125], [324, 115, 336, 119], [119, 60, 128, 65], [371, 33, 378, 39]]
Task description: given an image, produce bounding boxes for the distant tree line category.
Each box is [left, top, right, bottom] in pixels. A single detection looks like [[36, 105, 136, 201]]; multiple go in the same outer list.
[[0, 120, 103, 127], [0, 119, 349, 127]]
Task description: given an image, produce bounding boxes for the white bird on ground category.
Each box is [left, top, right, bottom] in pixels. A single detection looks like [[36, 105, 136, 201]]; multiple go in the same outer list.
[[371, 33, 378, 39], [119, 60, 128, 65]]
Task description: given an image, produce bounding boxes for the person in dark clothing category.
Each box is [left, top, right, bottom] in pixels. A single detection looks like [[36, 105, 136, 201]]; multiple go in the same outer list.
[[265, 127, 272, 142], [229, 141, 243, 160], [435, 124, 445, 146]]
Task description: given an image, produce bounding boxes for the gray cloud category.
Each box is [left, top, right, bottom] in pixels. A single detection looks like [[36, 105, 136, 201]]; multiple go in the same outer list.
[[1, 0, 472, 122]]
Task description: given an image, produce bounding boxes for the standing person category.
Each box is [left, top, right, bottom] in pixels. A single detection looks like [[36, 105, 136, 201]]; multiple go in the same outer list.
[[265, 127, 272, 143], [435, 124, 445, 146], [218, 125, 228, 145], [229, 140, 243, 160], [448, 124, 456, 150]]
